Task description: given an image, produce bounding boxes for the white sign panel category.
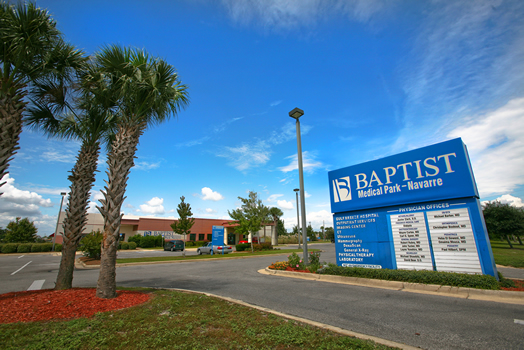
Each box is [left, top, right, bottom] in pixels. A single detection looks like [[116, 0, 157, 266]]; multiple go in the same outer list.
[[390, 212, 434, 270], [426, 208, 482, 274]]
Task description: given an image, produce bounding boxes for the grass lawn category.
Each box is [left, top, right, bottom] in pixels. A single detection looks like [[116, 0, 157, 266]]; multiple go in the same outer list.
[[116, 249, 319, 264], [0, 289, 396, 350], [490, 240, 524, 268]]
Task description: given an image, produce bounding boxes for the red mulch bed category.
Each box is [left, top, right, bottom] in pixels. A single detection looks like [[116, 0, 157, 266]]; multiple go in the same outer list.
[[285, 266, 314, 273], [0, 288, 150, 324], [501, 279, 524, 291]]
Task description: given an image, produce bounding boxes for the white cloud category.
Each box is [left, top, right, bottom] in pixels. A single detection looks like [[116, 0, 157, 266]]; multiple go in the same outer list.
[[277, 199, 294, 210], [0, 175, 53, 214], [216, 122, 313, 172], [448, 97, 524, 197], [0, 175, 58, 235], [279, 151, 325, 174], [306, 209, 334, 230], [267, 194, 283, 202], [87, 191, 105, 214], [270, 100, 282, 107], [482, 194, 524, 208], [217, 142, 270, 171], [42, 150, 77, 163], [174, 136, 210, 148], [139, 197, 165, 214], [201, 187, 224, 201], [134, 160, 161, 171], [391, 1, 524, 154], [221, 0, 386, 30], [205, 208, 217, 213]]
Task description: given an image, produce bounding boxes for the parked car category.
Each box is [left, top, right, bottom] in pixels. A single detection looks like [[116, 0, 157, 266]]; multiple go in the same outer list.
[[197, 242, 233, 255], [238, 238, 259, 244], [164, 240, 184, 252]]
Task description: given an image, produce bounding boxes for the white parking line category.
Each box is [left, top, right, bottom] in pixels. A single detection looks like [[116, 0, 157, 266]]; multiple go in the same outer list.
[[11, 261, 32, 275], [27, 280, 45, 290], [18, 255, 25, 258], [515, 319, 524, 325]]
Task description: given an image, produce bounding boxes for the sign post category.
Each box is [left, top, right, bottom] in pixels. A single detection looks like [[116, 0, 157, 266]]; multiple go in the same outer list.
[[212, 226, 225, 255], [328, 138, 497, 277]]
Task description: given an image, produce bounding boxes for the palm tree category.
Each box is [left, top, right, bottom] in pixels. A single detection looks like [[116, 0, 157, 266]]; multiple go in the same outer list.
[[86, 45, 188, 299], [0, 2, 78, 192], [269, 207, 283, 245], [26, 56, 118, 290]]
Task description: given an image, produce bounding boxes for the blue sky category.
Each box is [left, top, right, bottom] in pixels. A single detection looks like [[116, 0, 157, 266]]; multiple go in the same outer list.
[[1, 0, 523, 235]]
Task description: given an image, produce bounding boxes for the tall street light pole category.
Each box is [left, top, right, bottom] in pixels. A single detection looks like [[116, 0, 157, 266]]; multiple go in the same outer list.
[[52, 192, 67, 252], [293, 188, 301, 249], [289, 107, 308, 264]]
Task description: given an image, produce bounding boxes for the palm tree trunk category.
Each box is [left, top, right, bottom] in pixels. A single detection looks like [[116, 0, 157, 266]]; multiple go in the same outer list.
[[0, 92, 26, 191], [96, 123, 143, 299], [55, 142, 100, 290]]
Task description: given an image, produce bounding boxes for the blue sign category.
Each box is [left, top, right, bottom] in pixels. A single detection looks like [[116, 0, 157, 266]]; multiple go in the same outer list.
[[329, 138, 479, 213], [212, 226, 224, 246], [329, 138, 497, 278]]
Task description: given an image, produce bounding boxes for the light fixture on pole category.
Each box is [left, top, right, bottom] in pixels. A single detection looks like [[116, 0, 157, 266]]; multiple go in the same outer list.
[[52, 192, 67, 252], [289, 107, 308, 264], [293, 188, 301, 249]]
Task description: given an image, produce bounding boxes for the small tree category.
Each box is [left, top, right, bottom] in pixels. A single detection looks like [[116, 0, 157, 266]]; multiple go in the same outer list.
[[228, 191, 263, 253], [307, 224, 317, 241], [483, 201, 524, 248], [4, 217, 38, 243], [324, 227, 335, 241], [276, 218, 286, 236], [79, 230, 103, 259], [0, 227, 6, 242], [170, 196, 195, 257]]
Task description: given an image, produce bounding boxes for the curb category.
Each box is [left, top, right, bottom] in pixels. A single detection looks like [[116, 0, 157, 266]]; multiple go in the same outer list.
[[260, 268, 524, 305], [161, 287, 420, 350]]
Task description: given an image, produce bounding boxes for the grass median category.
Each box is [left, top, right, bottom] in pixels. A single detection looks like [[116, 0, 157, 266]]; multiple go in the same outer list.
[[116, 249, 319, 264], [491, 240, 524, 268], [0, 288, 397, 350]]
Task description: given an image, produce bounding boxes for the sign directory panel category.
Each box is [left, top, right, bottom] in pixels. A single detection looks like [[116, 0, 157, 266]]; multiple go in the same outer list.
[[212, 226, 224, 246], [329, 138, 497, 277]]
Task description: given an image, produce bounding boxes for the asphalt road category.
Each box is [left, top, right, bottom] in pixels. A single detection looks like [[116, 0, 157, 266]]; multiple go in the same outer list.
[[1, 244, 524, 350]]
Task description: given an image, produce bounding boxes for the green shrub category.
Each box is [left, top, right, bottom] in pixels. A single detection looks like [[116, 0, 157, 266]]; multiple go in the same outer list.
[[287, 252, 306, 270], [235, 243, 251, 251], [140, 235, 156, 248], [260, 242, 273, 251], [120, 242, 129, 250], [309, 251, 321, 265], [498, 272, 516, 288], [128, 242, 137, 250], [0, 244, 4, 253], [253, 244, 263, 252], [17, 243, 32, 253], [2, 243, 19, 253], [155, 235, 164, 247], [79, 231, 103, 259], [40, 243, 53, 252], [31, 244, 43, 252], [54, 243, 62, 252], [318, 264, 500, 290], [128, 235, 142, 246]]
